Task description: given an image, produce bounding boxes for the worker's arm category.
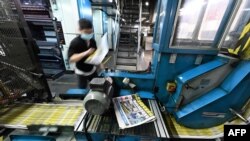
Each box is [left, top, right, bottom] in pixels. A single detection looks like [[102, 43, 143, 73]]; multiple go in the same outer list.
[[69, 48, 95, 63]]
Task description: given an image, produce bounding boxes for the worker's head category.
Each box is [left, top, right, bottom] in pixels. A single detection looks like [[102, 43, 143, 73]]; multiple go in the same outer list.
[[78, 18, 94, 40]]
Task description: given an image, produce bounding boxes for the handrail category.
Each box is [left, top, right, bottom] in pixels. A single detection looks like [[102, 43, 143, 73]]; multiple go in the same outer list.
[[137, 0, 142, 53]]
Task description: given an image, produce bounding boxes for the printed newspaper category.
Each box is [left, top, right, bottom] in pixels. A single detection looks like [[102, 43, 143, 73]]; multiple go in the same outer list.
[[85, 33, 109, 65], [112, 94, 156, 129]]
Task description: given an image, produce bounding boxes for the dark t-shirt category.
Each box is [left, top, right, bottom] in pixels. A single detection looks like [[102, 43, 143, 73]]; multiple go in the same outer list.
[[68, 36, 97, 72]]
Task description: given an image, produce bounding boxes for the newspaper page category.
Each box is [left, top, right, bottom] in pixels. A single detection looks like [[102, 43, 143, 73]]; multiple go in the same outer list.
[[113, 94, 156, 129], [85, 33, 109, 65]]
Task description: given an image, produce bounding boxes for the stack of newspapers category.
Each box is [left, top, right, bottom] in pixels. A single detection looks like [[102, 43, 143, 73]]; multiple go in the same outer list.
[[112, 94, 156, 129], [84, 33, 109, 65]]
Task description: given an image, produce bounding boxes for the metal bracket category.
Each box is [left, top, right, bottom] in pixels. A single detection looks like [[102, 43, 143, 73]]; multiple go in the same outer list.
[[169, 53, 177, 64], [195, 55, 203, 65]]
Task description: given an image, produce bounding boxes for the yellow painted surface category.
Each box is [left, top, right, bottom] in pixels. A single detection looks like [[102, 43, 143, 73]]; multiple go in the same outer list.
[[228, 22, 250, 60], [0, 104, 84, 127], [164, 101, 250, 138]]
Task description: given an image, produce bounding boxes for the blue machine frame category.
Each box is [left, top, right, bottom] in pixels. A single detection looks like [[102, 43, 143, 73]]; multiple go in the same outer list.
[[77, 0, 93, 21], [102, 0, 250, 128]]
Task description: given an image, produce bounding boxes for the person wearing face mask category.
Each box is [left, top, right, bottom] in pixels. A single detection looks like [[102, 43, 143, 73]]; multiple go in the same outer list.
[[68, 18, 97, 89]]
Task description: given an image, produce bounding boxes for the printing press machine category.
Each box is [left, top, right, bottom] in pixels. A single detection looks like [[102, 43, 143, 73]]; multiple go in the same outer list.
[[0, 0, 250, 141]]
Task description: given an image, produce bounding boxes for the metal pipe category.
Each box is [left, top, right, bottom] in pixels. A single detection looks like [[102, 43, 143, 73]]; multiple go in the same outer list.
[[137, 0, 142, 53]]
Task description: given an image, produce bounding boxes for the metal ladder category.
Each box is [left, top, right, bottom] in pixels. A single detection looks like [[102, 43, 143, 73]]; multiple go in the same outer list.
[[115, 0, 141, 71]]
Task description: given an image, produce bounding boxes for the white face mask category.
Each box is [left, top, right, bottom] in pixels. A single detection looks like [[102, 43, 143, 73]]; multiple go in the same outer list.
[[81, 33, 94, 40]]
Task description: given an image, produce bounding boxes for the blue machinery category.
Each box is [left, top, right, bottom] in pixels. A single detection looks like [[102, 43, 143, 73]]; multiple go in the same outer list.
[[99, 0, 250, 139], [3, 0, 250, 140], [102, 0, 250, 125]]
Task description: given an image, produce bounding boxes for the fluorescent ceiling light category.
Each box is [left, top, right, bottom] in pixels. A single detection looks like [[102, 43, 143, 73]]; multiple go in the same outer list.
[[145, 2, 149, 6]]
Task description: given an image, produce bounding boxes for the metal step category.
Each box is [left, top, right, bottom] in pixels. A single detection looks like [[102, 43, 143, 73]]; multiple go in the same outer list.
[[120, 31, 137, 34], [119, 40, 130, 43], [123, 9, 139, 13], [116, 65, 137, 71], [122, 21, 140, 24], [119, 41, 136, 44], [120, 36, 130, 38], [120, 38, 137, 42], [123, 11, 138, 15], [124, 4, 139, 6], [119, 43, 137, 47], [120, 26, 139, 29], [142, 12, 150, 15], [119, 39, 131, 42], [122, 13, 139, 16], [119, 44, 136, 47], [117, 52, 137, 59], [123, 7, 139, 10], [116, 58, 137, 66], [119, 36, 130, 39], [120, 41, 137, 44], [118, 47, 136, 52], [119, 39, 137, 43], [120, 27, 138, 30], [122, 15, 139, 18], [120, 30, 138, 33]]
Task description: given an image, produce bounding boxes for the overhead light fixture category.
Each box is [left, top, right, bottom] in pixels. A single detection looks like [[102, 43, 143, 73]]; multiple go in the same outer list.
[[145, 2, 149, 6], [109, 0, 113, 2]]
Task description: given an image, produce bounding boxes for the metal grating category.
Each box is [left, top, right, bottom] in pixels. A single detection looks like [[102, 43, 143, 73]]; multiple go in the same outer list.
[[0, 0, 34, 69], [0, 63, 38, 105], [0, 0, 50, 105]]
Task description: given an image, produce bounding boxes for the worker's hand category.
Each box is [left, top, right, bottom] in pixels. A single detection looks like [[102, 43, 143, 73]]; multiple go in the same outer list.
[[69, 48, 96, 63], [87, 48, 96, 55]]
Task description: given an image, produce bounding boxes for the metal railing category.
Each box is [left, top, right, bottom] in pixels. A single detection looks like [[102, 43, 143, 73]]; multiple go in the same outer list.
[[137, 0, 142, 53]]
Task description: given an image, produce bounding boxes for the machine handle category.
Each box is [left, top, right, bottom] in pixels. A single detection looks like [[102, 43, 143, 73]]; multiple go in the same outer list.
[[229, 108, 249, 123], [185, 83, 199, 90]]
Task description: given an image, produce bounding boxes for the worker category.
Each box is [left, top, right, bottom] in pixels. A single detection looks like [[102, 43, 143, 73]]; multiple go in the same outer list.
[[68, 18, 97, 89]]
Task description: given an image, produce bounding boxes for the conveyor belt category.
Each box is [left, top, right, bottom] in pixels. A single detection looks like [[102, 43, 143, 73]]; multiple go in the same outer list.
[[0, 103, 85, 129], [75, 100, 169, 138], [163, 114, 224, 139], [75, 98, 250, 139], [2, 100, 249, 140], [162, 100, 250, 139]]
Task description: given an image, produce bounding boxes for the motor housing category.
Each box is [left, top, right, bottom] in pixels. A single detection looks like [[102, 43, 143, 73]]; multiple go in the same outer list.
[[83, 77, 113, 115]]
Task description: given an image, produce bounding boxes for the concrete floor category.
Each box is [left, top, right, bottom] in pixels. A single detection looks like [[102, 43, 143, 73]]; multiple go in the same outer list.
[[103, 49, 153, 71], [137, 50, 152, 70], [47, 74, 77, 96]]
